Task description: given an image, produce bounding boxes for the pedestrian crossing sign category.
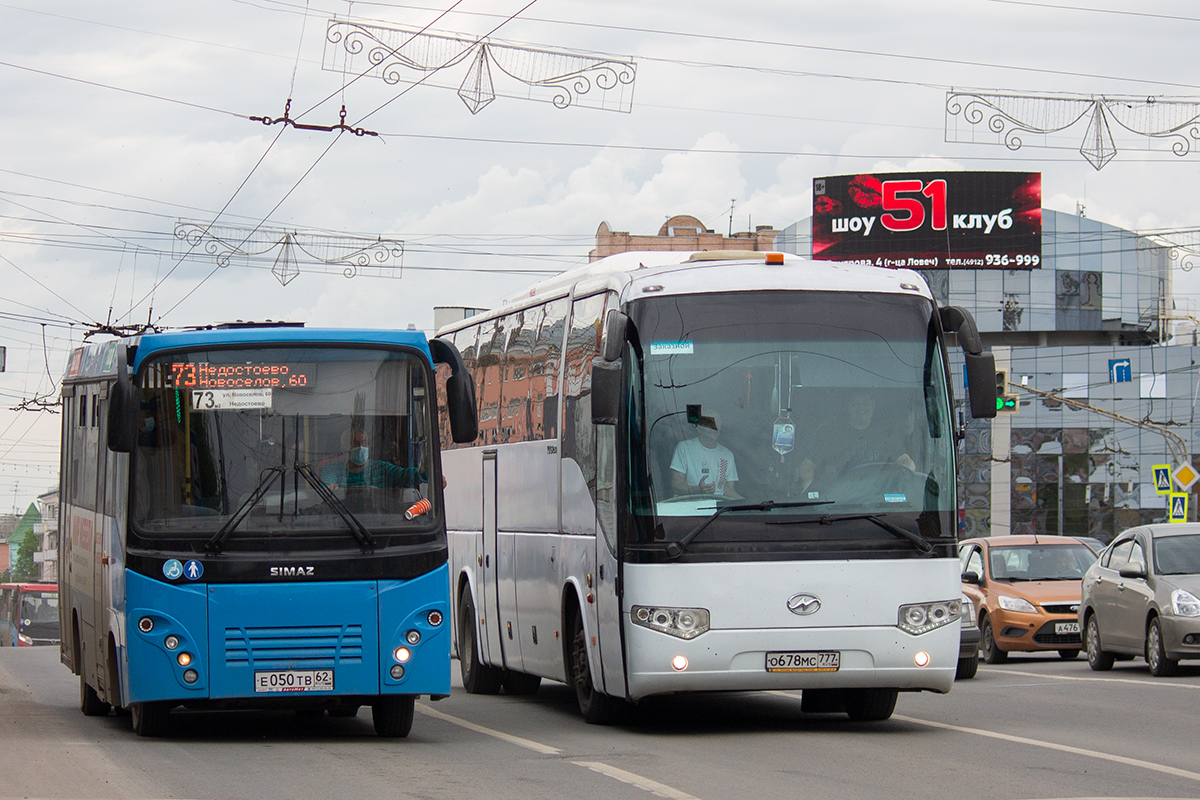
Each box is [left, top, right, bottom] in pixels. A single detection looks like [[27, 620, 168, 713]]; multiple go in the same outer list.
[[1169, 492, 1188, 523], [1153, 464, 1172, 494]]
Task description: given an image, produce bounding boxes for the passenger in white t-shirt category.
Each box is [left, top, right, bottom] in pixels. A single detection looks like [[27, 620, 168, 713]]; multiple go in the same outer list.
[[669, 410, 742, 498]]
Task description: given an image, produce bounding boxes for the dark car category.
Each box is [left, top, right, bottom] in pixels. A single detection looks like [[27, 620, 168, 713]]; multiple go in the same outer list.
[[957, 592, 980, 679], [1079, 523, 1200, 676]]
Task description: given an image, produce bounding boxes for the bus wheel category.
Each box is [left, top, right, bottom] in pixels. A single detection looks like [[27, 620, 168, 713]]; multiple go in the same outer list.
[[567, 610, 623, 725], [844, 688, 898, 722], [130, 702, 170, 737], [502, 670, 542, 696], [458, 591, 502, 694], [372, 695, 415, 738], [80, 674, 111, 717]]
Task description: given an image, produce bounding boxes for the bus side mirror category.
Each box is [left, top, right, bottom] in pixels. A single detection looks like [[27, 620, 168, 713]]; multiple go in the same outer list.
[[940, 306, 997, 420], [601, 310, 628, 363], [430, 338, 479, 444], [591, 361, 621, 425], [107, 345, 137, 453]]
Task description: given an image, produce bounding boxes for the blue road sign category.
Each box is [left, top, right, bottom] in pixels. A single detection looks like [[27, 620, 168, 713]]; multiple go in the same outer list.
[[1170, 492, 1189, 523], [1153, 464, 1173, 494], [1109, 359, 1132, 383]]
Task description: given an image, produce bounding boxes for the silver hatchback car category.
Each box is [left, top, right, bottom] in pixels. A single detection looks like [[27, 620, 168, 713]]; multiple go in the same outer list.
[[1079, 523, 1200, 676]]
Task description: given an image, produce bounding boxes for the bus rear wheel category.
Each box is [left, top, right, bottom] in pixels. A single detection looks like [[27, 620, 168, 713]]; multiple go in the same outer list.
[[130, 702, 170, 737], [372, 695, 415, 738], [79, 674, 111, 717], [458, 591, 502, 694], [567, 609, 623, 725]]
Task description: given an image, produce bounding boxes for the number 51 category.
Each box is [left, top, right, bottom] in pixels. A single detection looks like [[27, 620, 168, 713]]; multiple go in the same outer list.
[[881, 179, 947, 232]]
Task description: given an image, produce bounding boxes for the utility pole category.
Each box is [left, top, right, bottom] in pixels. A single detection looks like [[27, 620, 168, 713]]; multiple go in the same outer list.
[[1011, 381, 1189, 464]]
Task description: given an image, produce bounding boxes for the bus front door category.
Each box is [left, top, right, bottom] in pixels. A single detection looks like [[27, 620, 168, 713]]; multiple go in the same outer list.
[[594, 424, 626, 698], [481, 450, 506, 669]]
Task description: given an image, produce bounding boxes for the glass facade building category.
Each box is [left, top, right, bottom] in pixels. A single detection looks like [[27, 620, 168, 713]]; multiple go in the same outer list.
[[777, 209, 1194, 543]]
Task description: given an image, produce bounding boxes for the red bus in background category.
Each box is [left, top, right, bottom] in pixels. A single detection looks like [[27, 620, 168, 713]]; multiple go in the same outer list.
[[0, 583, 60, 647]]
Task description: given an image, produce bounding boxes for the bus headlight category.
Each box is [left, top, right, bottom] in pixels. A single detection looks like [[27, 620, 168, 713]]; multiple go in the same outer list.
[[393, 647, 411, 663], [427, 610, 443, 626], [631, 606, 710, 639], [176, 652, 193, 667], [898, 600, 961, 635]]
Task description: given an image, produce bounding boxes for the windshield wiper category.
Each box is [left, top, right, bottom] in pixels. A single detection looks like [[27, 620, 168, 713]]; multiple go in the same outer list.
[[665, 499, 835, 560], [813, 513, 934, 554], [295, 463, 377, 551], [205, 466, 284, 555]]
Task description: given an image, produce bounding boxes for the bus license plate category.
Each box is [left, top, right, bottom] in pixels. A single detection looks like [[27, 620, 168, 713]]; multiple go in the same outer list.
[[765, 651, 840, 672], [254, 669, 334, 693], [1055, 622, 1080, 635]]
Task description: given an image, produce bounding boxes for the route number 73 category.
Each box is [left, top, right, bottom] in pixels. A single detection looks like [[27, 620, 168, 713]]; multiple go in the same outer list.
[[881, 179, 947, 232]]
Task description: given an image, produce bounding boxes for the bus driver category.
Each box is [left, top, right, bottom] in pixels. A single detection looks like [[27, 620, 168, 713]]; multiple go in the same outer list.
[[670, 410, 743, 499]]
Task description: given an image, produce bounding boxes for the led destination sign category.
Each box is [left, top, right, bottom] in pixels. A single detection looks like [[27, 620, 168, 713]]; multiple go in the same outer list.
[[167, 361, 311, 390]]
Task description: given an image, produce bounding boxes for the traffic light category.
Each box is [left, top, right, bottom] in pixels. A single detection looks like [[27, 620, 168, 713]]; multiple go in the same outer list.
[[995, 369, 1019, 413]]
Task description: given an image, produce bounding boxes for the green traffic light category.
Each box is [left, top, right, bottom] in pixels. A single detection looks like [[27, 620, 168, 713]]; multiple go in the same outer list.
[[996, 395, 1018, 412]]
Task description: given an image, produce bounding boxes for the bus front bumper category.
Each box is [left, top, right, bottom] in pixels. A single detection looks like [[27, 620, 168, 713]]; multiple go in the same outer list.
[[624, 621, 958, 701]]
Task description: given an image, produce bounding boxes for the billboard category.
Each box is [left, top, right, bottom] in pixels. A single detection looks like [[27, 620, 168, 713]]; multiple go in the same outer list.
[[812, 171, 1041, 268]]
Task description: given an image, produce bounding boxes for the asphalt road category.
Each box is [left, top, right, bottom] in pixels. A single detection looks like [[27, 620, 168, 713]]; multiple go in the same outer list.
[[2, 646, 1198, 800]]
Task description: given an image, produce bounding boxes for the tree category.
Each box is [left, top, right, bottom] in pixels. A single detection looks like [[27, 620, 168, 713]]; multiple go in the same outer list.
[[11, 533, 38, 582]]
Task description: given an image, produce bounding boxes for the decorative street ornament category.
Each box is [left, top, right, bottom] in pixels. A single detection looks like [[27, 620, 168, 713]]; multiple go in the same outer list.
[[1137, 230, 1200, 273], [173, 221, 404, 286], [945, 91, 1200, 170], [272, 234, 300, 286], [323, 18, 637, 114]]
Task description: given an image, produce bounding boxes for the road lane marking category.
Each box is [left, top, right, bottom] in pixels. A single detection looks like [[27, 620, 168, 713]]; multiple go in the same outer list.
[[990, 667, 1200, 691], [415, 704, 702, 799], [415, 703, 562, 754], [574, 761, 702, 800], [892, 714, 1200, 783]]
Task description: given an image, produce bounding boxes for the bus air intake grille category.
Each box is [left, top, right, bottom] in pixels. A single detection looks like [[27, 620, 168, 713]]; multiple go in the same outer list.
[[224, 625, 364, 669]]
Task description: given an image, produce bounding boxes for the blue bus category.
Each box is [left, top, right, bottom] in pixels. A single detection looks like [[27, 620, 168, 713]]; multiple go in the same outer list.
[[58, 324, 477, 737]]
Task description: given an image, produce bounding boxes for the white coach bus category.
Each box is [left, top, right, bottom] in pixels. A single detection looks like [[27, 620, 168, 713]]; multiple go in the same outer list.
[[435, 250, 996, 723]]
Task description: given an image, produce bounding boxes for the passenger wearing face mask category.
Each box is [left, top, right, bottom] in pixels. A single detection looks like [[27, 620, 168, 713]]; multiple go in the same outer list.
[[138, 400, 161, 447], [320, 428, 423, 490]]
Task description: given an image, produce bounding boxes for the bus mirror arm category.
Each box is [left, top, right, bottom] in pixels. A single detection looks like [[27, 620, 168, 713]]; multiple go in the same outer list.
[[591, 361, 621, 425], [107, 343, 138, 453], [430, 338, 479, 444], [939, 306, 997, 420]]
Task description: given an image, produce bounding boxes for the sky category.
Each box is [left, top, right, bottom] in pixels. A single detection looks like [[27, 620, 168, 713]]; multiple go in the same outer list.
[[2, 0, 1200, 512]]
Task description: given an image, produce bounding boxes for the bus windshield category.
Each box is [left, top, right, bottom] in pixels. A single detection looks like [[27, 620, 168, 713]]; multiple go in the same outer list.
[[629, 290, 956, 555], [132, 346, 437, 542]]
